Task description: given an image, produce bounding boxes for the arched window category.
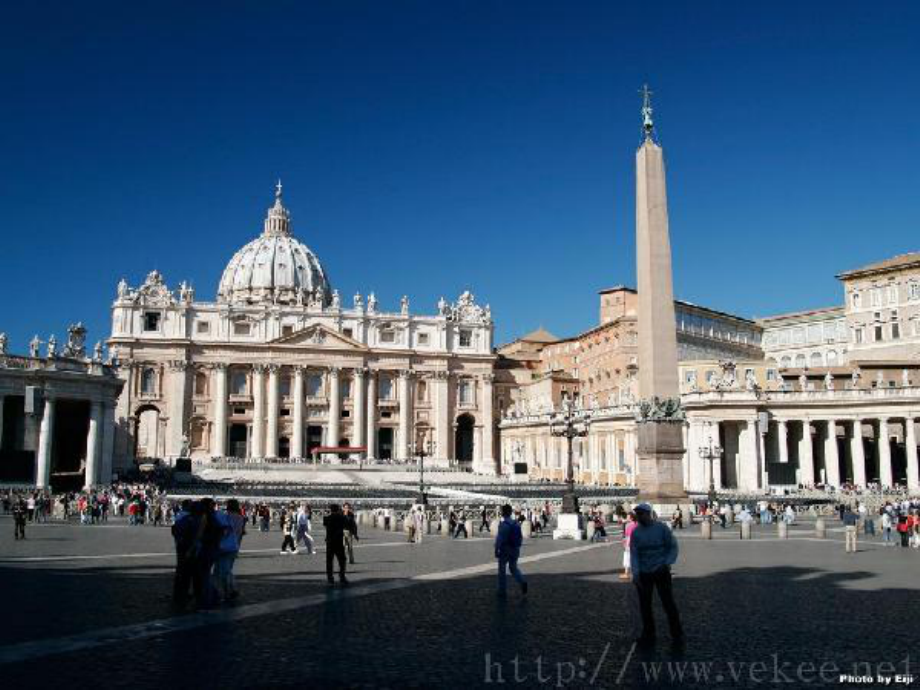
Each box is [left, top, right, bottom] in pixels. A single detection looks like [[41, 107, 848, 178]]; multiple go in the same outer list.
[[794, 354, 806, 368], [230, 370, 248, 395], [378, 376, 393, 400], [416, 379, 427, 402], [809, 352, 823, 368], [780, 356, 792, 368], [306, 373, 323, 397], [826, 350, 838, 366], [140, 368, 157, 395]]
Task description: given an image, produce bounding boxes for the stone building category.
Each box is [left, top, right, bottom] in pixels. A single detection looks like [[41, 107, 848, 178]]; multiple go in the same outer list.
[[498, 287, 762, 483], [108, 184, 498, 474], [0, 326, 123, 490]]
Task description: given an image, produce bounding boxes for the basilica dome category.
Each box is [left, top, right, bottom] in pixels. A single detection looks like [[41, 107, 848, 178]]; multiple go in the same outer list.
[[217, 183, 332, 306]]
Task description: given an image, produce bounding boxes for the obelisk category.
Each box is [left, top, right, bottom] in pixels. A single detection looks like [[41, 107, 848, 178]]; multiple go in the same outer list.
[[634, 85, 687, 501]]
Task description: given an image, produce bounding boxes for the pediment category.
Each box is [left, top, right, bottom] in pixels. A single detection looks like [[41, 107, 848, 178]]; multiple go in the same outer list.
[[270, 324, 367, 351]]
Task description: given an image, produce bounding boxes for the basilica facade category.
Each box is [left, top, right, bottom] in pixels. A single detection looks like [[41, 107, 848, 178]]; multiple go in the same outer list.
[[108, 185, 498, 474]]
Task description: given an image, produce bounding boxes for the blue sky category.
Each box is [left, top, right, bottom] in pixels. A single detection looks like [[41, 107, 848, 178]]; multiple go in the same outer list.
[[2, 2, 919, 350]]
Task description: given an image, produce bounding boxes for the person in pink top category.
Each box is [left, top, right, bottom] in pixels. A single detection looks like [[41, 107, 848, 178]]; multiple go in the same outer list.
[[620, 511, 637, 581]]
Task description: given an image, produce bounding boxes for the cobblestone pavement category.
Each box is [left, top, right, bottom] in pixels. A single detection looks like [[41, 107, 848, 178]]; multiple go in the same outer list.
[[1, 516, 918, 689]]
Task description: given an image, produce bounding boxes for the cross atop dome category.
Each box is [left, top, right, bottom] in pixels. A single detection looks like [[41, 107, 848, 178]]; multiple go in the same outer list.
[[264, 179, 291, 236]]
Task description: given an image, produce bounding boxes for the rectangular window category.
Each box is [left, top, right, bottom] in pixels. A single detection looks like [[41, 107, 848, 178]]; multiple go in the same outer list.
[[766, 369, 777, 382], [417, 332, 430, 346], [195, 320, 210, 334], [143, 312, 161, 332], [854, 327, 864, 344], [233, 321, 251, 336], [889, 285, 899, 305], [233, 407, 246, 416], [875, 325, 884, 342], [341, 410, 350, 418], [458, 380, 474, 405], [280, 408, 290, 417], [281, 324, 294, 336], [279, 376, 291, 397], [343, 328, 354, 339], [851, 292, 861, 309], [379, 377, 393, 400], [341, 378, 352, 399], [914, 320, 920, 336], [459, 329, 472, 347], [910, 283, 920, 301], [380, 330, 395, 344], [892, 322, 900, 340], [871, 288, 881, 307]]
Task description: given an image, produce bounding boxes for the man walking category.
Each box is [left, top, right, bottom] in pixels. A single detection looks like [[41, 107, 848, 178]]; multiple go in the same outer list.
[[323, 504, 349, 586], [630, 503, 684, 648], [494, 504, 527, 597], [13, 498, 27, 540], [843, 505, 858, 553]]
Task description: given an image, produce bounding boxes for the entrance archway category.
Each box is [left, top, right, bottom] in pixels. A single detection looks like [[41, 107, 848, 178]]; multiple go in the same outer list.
[[377, 428, 394, 459], [135, 405, 161, 459], [455, 414, 474, 464], [228, 424, 248, 458]]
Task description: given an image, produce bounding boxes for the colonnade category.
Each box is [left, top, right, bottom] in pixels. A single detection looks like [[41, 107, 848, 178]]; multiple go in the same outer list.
[[191, 363, 494, 466], [686, 414, 920, 492]]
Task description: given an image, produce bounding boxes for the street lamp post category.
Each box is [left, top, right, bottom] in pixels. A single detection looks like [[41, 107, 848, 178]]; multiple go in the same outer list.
[[550, 397, 592, 514], [410, 431, 436, 505], [698, 425, 723, 516]]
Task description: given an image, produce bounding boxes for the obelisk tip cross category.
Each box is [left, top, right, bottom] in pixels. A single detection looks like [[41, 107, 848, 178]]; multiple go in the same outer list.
[[640, 84, 655, 141]]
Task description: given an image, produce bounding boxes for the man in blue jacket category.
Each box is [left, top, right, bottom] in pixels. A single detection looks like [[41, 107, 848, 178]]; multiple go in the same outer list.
[[495, 504, 528, 597], [630, 503, 684, 648]]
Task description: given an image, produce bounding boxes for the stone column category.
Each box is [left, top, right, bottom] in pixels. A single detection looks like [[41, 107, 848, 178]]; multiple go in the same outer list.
[[366, 371, 377, 458], [850, 419, 866, 488], [265, 365, 280, 457], [83, 400, 103, 489], [739, 420, 760, 490], [251, 365, 265, 458], [351, 368, 366, 455], [211, 364, 228, 457], [878, 417, 893, 488], [435, 372, 450, 461], [824, 420, 840, 487], [328, 366, 341, 450], [36, 396, 55, 489], [686, 420, 704, 490], [101, 401, 115, 484], [166, 361, 189, 457], [480, 373, 495, 474], [777, 420, 789, 464], [291, 366, 305, 458], [905, 417, 919, 492], [397, 370, 412, 460], [798, 420, 815, 487]]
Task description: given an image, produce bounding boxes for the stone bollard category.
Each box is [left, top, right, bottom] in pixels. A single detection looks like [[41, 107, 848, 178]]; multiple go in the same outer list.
[[522, 519, 532, 539], [586, 521, 596, 541], [465, 519, 474, 537], [777, 521, 788, 539], [424, 519, 431, 535], [490, 519, 500, 535], [441, 519, 450, 536], [701, 519, 712, 540], [740, 521, 752, 540], [377, 515, 386, 530], [725, 509, 734, 526], [815, 517, 826, 539]]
